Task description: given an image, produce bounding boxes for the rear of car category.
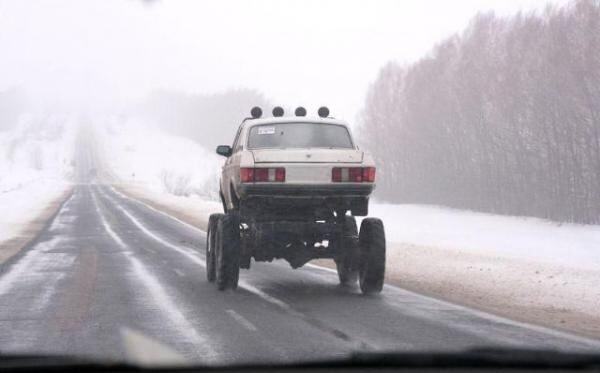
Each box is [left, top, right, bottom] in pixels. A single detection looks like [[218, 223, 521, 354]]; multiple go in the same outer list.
[[235, 119, 376, 219], [210, 108, 386, 294]]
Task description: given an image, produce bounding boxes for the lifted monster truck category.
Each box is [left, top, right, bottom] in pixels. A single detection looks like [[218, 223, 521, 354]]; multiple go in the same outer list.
[[206, 106, 386, 294]]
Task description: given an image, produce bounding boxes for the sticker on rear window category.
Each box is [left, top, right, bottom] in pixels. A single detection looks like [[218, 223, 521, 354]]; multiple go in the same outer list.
[[257, 126, 275, 135]]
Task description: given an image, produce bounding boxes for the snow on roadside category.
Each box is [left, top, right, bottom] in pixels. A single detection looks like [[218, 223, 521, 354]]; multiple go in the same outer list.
[[0, 114, 75, 247], [0, 114, 75, 192], [0, 181, 69, 244], [369, 203, 600, 270], [370, 203, 600, 336], [95, 117, 221, 200]]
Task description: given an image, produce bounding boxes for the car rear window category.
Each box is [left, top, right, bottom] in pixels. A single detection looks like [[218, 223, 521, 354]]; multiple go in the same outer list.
[[247, 122, 354, 149]]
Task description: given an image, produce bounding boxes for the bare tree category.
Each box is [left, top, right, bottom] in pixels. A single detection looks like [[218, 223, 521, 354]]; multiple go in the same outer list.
[[359, 0, 600, 224]]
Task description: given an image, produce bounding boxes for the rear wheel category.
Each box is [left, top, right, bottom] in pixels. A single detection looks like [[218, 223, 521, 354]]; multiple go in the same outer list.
[[335, 216, 359, 286], [215, 211, 241, 290], [358, 218, 386, 294], [206, 213, 223, 282]]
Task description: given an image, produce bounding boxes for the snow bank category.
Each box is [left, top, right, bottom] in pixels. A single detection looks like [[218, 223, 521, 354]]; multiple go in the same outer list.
[[369, 203, 600, 270], [0, 114, 75, 253], [368, 203, 600, 337], [0, 181, 68, 244], [0, 114, 76, 192], [96, 117, 221, 200]]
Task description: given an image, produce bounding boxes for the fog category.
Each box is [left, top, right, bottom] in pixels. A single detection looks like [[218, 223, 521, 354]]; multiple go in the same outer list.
[[0, 0, 567, 120]]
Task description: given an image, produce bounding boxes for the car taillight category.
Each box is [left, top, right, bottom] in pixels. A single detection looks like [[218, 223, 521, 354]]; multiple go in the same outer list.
[[332, 168, 342, 182], [349, 167, 363, 182], [362, 167, 376, 182], [275, 167, 286, 182], [332, 167, 376, 183], [240, 167, 285, 183], [254, 168, 269, 182], [240, 168, 254, 183]]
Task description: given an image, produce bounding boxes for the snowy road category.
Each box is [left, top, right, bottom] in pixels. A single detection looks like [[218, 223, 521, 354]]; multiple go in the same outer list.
[[0, 183, 599, 365]]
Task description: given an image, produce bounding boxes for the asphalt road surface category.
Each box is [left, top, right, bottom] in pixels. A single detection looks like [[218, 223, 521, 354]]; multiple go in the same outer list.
[[0, 183, 599, 366]]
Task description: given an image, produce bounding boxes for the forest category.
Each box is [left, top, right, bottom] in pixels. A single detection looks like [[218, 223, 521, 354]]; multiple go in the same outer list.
[[359, 0, 600, 224]]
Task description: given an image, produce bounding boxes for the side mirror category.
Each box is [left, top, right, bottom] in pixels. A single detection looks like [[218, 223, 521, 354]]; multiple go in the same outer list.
[[216, 145, 232, 157]]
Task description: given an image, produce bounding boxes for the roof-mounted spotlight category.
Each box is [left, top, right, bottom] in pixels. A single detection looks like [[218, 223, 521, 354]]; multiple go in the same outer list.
[[318, 106, 330, 118], [272, 106, 284, 117], [250, 106, 262, 119], [295, 107, 307, 117]]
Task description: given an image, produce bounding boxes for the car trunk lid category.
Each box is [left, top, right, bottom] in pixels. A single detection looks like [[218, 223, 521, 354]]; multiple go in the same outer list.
[[252, 148, 363, 164]]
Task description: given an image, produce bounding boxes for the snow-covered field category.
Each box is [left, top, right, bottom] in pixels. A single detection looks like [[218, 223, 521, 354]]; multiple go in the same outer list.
[[0, 115, 75, 259]]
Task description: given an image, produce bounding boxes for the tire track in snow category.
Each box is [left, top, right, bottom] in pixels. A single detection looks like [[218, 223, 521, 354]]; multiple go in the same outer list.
[[91, 189, 219, 362]]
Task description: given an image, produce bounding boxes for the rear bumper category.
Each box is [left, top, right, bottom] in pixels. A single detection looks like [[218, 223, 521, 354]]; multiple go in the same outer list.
[[237, 183, 373, 217], [238, 183, 374, 198]]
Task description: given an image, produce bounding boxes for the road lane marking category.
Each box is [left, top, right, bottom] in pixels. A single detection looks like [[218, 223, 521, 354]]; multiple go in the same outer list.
[[106, 184, 589, 350], [97, 189, 320, 321], [306, 263, 337, 274], [126, 252, 218, 358], [92, 190, 220, 362], [306, 264, 600, 349], [103, 189, 296, 311], [98, 187, 380, 348], [99, 188, 393, 350], [382, 285, 600, 349], [307, 263, 600, 349], [101, 189, 199, 253], [108, 186, 206, 237], [173, 269, 185, 277], [226, 309, 258, 332], [96, 187, 207, 266]]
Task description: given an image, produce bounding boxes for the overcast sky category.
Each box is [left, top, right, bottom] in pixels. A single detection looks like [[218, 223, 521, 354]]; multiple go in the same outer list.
[[0, 0, 568, 120]]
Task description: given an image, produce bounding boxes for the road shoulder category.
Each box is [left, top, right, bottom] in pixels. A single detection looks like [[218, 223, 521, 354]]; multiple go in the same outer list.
[[0, 184, 74, 265]]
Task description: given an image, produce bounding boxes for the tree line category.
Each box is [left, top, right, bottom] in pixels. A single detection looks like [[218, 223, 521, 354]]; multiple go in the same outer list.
[[358, 0, 600, 224]]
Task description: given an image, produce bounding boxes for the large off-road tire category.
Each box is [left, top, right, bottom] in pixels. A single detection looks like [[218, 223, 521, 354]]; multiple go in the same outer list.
[[358, 218, 386, 294], [206, 213, 224, 282], [335, 216, 359, 286], [219, 191, 227, 213], [215, 211, 241, 291]]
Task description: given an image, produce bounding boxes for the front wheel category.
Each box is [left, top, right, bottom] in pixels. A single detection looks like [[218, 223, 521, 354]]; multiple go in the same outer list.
[[206, 213, 224, 282], [358, 218, 386, 295], [215, 212, 241, 291]]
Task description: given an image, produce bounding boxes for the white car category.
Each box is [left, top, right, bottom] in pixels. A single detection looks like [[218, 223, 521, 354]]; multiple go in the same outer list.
[[206, 107, 386, 294]]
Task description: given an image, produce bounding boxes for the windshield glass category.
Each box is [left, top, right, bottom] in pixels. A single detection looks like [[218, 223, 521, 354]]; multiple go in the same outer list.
[[0, 0, 599, 369], [248, 123, 354, 149]]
